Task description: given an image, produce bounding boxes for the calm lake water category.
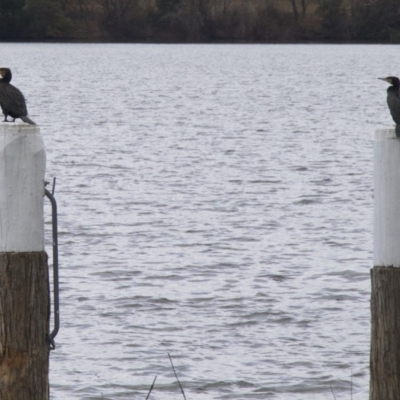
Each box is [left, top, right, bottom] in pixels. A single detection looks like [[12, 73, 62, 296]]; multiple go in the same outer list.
[[0, 43, 395, 399]]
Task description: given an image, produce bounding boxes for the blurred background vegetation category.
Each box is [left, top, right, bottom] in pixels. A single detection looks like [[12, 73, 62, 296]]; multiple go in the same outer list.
[[0, 0, 399, 42]]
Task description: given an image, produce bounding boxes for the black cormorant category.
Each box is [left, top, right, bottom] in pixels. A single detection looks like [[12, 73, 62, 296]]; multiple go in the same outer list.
[[379, 76, 400, 126], [0, 68, 35, 125]]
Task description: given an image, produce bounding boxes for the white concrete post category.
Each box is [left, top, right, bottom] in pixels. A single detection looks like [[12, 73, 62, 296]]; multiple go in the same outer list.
[[0, 124, 46, 252], [374, 128, 400, 266]]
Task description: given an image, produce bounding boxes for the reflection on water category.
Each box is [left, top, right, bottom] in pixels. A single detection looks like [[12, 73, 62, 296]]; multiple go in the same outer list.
[[0, 43, 391, 399]]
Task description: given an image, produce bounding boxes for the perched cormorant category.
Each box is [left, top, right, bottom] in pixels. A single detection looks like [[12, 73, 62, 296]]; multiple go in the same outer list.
[[0, 68, 35, 125], [379, 76, 400, 126]]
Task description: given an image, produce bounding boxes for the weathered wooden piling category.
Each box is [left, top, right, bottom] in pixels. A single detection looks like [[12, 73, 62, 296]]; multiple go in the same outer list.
[[370, 128, 400, 400], [0, 124, 49, 400]]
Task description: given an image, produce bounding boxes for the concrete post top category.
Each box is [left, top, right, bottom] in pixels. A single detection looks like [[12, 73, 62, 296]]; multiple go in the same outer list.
[[0, 124, 40, 134], [374, 128, 400, 266], [0, 123, 45, 252]]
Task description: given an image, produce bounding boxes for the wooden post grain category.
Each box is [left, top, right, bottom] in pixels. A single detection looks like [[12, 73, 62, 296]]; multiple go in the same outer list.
[[0, 124, 49, 400], [370, 129, 400, 399], [370, 267, 400, 399]]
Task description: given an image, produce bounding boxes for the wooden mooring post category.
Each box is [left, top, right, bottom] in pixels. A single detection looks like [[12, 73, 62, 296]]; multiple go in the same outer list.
[[0, 124, 49, 400]]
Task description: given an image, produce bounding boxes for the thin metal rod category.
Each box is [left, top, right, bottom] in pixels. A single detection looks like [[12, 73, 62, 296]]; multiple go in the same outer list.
[[168, 353, 187, 400], [145, 376, 157, 400], [330, 385, 337, 400], [45, 189, 60, 347], [52, 177, 56, 196]]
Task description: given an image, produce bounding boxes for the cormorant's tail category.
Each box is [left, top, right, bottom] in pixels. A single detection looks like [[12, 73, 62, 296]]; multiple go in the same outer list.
[[21, 116, 36, 125]]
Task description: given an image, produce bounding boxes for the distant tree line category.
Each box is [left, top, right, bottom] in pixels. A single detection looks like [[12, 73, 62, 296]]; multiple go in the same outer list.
[[0, 0, 399, 42]]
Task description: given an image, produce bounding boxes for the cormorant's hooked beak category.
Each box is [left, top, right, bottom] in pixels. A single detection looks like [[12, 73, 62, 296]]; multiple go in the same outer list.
[[379, 77, 391, 83]]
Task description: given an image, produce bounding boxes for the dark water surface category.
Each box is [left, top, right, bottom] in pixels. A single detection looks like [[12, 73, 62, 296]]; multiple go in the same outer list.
[[0, 43, 393, 399]]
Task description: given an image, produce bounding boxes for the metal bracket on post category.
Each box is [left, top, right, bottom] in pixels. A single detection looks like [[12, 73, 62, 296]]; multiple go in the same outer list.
[[45, 178, 59, 350]]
